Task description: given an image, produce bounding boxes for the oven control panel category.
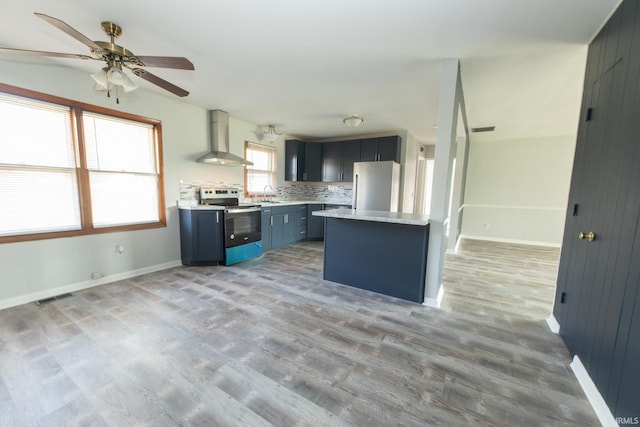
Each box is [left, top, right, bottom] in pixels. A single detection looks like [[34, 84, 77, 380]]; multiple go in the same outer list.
[[200, 187, 239, 200]]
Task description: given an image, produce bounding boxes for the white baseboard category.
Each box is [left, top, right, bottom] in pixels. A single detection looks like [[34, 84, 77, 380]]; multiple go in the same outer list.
[[0, 260, 182, 311], [546, 314, 560, 334], [423, 284, 444, 308], [460, 234, 561, 248], [570, 355, 618, 427]]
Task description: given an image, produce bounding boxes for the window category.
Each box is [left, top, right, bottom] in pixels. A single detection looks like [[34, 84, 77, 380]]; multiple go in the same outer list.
[[245, 141, 277, 197], [83, 113, 160, 227], [0, 83, 165, 243]]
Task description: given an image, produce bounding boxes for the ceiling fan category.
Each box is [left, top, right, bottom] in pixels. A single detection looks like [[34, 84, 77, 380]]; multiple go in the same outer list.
[[0, 12, 194, 100]]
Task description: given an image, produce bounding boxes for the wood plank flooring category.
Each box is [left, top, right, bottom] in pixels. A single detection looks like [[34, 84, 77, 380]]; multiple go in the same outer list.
[[0, 240, 598, 426], [441, 238, 561, 322]]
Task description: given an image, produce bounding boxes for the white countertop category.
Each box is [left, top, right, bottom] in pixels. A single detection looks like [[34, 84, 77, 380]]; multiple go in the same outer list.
[[178, 200, 348, 210], [312, 208, 430, 226], [178, 203, 225, 210], [259, 200, 322, 207]]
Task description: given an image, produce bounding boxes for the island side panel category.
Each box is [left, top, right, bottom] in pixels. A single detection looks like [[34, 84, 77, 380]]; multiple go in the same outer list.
[[323, 217, 429, 303]]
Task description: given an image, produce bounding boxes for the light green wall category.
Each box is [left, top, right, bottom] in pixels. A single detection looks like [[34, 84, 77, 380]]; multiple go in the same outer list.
[[461, 135, 576, 246], [0, 57, 265, 307]]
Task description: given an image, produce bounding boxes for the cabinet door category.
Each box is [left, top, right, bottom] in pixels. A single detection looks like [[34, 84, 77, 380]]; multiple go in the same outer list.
[[304, 142, 322, 181], [285, 140, 305, 181], [360, 138, 379, 162], [261, 209, 272, 251], [322, 142, 342, 182], [179, 210, 195, 264], [341, 140, 361, 181], [282, 212, 296, 244], [194, 210, 223, 262], [377, 136, 400, 162], [307, 204, 324, 239], [271, 213, 285, 248]]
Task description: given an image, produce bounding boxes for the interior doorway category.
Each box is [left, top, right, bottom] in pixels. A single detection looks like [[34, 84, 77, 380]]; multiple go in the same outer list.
[[414, 145, 435, 216]]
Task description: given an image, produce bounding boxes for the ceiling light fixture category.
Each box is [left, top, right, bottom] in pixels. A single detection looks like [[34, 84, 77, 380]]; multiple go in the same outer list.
[[343, 114, 364, 128], [91, 61, 138, 103], [263, 124, 282, 143]]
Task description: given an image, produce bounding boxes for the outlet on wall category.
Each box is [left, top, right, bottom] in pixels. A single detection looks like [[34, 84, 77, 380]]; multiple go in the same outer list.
[[116, 244, 125, 256], [91, 272, 102, 280], [483, 223, 490, 229]]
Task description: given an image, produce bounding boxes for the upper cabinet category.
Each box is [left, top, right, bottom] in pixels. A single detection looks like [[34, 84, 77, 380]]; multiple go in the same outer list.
[[322, 139, 361, 182], [287, 135, 401, 182], [360, 136, 400, 162], [285, 140, 322, 182]]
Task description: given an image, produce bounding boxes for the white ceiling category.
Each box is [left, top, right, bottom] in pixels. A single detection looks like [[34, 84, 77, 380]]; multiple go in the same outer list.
[[0, 0, 620, 142]]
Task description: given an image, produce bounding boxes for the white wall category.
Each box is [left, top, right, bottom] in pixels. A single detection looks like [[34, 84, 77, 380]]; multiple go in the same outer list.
[[461, 134, 576, 246], [0, 57, 270, 307]]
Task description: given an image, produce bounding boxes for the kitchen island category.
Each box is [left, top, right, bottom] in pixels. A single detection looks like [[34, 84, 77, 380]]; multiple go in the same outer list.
[[312, 208, 430, 303]]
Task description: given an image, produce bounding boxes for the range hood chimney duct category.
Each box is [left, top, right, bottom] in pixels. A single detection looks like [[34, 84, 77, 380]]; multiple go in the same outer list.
[[196, 110, 253, 166]]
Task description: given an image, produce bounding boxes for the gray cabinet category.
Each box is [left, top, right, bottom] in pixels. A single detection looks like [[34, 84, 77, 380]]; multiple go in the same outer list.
[[262, 205, 300, 250], [322, 140, 361, 182], [285, 140, 322, 182], [261, 207, 273, 251], [361, 136, 400, 162], [307, 204, 324, 239], [293, 136, 400, 182], [281, 209, 296, 244], [179, 209, 224, 265], [294, 205, 307, 241], [261, 203, 332, 250]]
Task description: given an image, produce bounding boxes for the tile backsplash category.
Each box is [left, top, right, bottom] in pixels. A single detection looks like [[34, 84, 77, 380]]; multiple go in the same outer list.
[[178, 180, 245, 203], [178, 181, 352, 205], [277, 182, 352, 204]]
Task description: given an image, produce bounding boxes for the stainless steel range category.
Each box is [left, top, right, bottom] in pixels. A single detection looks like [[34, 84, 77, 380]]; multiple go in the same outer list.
[[199, 188, 262, 265]]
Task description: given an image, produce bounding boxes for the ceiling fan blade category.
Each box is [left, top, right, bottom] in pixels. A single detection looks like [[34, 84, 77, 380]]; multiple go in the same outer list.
[[134, 56, 194, 70], [0, 47, 94, 60], [131, 68, 189, 97], [35, 12, 102, 51]]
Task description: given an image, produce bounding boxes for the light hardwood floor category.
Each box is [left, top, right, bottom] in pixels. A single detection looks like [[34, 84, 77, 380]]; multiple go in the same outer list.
[[0, 239, 598, 426]]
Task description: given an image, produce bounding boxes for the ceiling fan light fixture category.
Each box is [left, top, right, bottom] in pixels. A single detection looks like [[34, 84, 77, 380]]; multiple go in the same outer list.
[[107, 66, 125, 85], [120, 72, 138, 93], [93, 64, 137, 93], [91, 68, 109, 89], [343, 114, 364, 128]]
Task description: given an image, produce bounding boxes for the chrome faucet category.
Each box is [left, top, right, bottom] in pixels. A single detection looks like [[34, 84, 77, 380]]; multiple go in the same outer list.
[[263, 184, 274, 202]]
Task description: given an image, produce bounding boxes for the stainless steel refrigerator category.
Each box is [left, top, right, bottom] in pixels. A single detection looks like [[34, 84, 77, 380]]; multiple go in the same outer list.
[[352, 161, 401, 212]]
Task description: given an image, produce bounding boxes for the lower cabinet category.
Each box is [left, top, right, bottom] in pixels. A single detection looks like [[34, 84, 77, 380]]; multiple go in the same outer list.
[[294, 205, 307, 241], [262, 206, 298, 250], [179, 209, 224, 265], [261, 203, 326, 251], [261, 207, 273, 251], [307, 204, 324, 239]]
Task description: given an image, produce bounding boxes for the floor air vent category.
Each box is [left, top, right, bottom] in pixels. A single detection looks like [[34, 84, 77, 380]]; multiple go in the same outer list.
[[35, 293, 73, 305]]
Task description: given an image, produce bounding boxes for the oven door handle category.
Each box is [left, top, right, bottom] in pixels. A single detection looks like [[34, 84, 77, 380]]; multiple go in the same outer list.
[[225, 207, 262, 214]]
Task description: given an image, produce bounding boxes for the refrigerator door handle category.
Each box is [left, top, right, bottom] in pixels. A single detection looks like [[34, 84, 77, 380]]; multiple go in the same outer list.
[[353, 174, 358, 210]]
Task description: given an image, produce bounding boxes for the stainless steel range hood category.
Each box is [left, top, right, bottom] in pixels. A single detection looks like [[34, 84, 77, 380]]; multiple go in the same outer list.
[[197, 110, 253, 166]]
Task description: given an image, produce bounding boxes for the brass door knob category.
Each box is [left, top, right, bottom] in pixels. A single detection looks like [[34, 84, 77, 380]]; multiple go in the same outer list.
[[579, 231, 596, 242]]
